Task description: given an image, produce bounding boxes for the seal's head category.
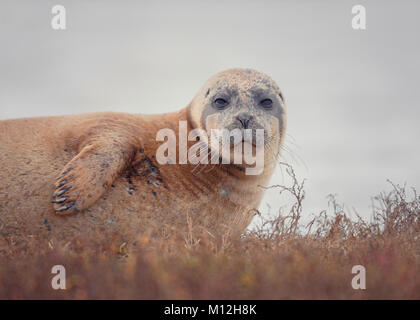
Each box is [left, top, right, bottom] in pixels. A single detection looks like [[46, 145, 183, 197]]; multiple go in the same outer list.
[[189, 68, 286, 168]]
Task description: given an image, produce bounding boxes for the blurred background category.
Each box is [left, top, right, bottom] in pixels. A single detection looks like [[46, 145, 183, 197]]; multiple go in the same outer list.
[[0, 0, 419, 226]]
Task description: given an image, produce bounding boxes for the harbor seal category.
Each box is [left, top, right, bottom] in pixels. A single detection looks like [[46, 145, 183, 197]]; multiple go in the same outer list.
[[0, 68, 286, 252]]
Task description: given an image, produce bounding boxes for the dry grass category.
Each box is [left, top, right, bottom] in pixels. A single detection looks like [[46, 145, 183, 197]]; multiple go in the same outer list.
[[0, 164, 419, 299]]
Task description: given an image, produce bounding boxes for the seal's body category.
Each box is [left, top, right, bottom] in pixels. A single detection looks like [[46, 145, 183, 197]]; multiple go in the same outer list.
[[0, 69, 285, 250]]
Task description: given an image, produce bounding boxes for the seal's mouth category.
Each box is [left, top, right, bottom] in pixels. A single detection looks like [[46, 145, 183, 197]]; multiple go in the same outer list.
[[228, 128, 266, 148], [229, 137, 257, 148]]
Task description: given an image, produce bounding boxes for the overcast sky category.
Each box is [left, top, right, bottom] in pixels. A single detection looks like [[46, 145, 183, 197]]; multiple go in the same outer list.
[[1, 0, 419, 225]]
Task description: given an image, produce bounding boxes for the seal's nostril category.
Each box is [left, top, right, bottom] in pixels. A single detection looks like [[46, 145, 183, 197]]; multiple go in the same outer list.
[[236, 113, 252, 129]]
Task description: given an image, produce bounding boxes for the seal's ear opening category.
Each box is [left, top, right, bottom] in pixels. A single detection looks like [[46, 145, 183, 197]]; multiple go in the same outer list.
[[279, 92, 284, 103]]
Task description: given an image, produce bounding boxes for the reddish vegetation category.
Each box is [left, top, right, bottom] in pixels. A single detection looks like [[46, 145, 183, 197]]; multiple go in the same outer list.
[[0, 165, 418, 299]]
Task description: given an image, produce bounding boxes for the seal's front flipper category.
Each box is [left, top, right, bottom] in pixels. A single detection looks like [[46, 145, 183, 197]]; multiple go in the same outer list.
[[52, 143, 134, 215]]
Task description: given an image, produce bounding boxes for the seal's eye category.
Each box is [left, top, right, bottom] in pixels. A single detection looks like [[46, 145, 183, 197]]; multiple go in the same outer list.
[[214, 98, 229, 110], [260, 98, 273, 109]]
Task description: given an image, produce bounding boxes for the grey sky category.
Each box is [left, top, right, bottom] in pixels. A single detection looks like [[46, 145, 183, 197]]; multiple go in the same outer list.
[[1, 0, 419, 225]]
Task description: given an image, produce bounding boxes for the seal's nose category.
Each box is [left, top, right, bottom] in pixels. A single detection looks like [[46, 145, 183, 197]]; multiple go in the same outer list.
[[236, 113, 253, 129]]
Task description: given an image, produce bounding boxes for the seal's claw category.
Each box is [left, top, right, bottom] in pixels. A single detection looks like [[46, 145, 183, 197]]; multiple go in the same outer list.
[[57, 167, 72, 180], [53, 169, 78, 214], [55, 202, 75, 213], [53, 186, 71, 198], [51, 197, 68, 204], [56, 179, 68, 188]]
